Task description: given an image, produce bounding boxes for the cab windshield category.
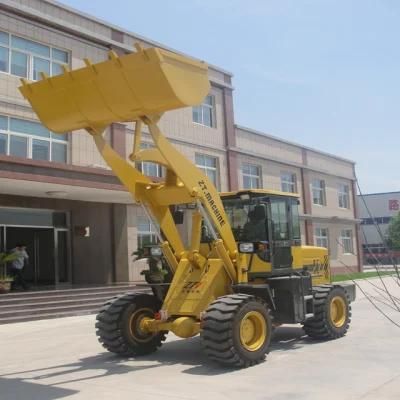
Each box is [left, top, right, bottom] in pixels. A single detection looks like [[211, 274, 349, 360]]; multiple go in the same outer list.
[[222, 197, 268, 242]]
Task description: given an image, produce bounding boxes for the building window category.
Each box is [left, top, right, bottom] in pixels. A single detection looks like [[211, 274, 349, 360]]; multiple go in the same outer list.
[[192, 95, 215, 127], [312, 179, 326, 206], [136, 142, 163, 178], [195, 153, 219, 188], [389, 199, 399, 211], [361, 216, 392, 225], [0, 115, 68, 162], [0, 30, 69, 80], [242, 163, 261, 189], [338, 184, 350, 209], [340, 229, 353, 254], [281, 172, 297, 193], [315, 227, 329, 248], [137, 215, 158, 248]]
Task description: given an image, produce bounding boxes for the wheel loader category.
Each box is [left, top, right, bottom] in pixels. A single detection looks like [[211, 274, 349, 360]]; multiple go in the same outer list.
[[19, 44, 355, 367]]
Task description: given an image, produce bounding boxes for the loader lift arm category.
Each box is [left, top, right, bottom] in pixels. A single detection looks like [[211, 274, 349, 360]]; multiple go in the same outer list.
[[19, 44, 246, 336]]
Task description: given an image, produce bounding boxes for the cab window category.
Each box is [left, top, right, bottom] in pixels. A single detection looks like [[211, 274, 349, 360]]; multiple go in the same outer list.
[[270, 199, 289, 240], [291, 199, 301, 240]]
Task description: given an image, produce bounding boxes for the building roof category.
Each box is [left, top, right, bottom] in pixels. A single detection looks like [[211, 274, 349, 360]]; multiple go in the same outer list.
[[235, 124, 356, 165], [358, 191, 400, 197], [33, 0, 234, 77], [220, 189, 299, 198]]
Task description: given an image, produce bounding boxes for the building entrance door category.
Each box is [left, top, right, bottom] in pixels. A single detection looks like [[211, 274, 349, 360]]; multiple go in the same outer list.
[[0, 207, 71, 287], [55, 229, 69, 283], [0, 207, 72, 286], [0, 226, 5, 253], [6, 227, 56, 285]]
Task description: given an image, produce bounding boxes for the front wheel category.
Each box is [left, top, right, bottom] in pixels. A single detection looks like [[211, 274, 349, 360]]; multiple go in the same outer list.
[[201, 294, 272, 368], [303, 285, 351, 340], [96, 293, 167, 356]]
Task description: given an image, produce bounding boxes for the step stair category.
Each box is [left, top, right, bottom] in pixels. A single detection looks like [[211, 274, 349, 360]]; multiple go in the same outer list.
[[0, 283, 149, 324]]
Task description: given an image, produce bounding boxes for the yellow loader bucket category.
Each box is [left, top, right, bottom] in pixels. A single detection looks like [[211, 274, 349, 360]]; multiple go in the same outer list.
[[19, 46, 210, 133]]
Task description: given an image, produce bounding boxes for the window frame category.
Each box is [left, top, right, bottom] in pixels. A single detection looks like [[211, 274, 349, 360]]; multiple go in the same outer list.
[[0, 30, 69, 81], [338, 183, 350, 209], [312, 179, 326, 206], [242, 162, 262, 189], [195, 153, 220, 189], [192, 95, 216, 128], [137, 215, 159, 249], [340, 229, 354, 254], [0, 114, 68, 163], [270, 198, 289, 241], [136, 142, 163, 178], [314, 227, 329, 249], [281, 171, 297, 193]]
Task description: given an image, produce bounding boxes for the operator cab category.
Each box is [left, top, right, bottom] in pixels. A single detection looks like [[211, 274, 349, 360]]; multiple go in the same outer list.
[[220, 189, 301, 272]]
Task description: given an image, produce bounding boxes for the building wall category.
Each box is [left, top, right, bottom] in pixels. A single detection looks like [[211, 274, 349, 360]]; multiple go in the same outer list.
[[308, 171, 355, 220], [158, 86, 227, 150], [0, 0, 361, 284], [234, 126, 359, 272], [0, 9, 112, 169], [0, 193, 116, 284], [358, 192, 400, 252]]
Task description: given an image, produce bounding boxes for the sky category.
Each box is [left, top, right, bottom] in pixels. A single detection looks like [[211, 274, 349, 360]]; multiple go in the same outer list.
[[61, 0, 400, 194]]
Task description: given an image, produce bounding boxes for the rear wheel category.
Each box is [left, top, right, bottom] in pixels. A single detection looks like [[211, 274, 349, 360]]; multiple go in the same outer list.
[[96, 293, 167, 356], [201, 294, 272, 368], [303, 285, 351, 340]]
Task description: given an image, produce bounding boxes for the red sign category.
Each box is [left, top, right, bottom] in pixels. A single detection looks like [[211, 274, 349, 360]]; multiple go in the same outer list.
[[389, 199, 399, 211]]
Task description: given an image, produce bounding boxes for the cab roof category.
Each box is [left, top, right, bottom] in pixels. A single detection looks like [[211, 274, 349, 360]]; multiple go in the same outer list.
[[220, 189, 300, 198]]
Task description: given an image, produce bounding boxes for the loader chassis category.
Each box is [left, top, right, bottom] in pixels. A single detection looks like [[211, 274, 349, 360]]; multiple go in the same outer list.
[[19, 45, 355, 368]]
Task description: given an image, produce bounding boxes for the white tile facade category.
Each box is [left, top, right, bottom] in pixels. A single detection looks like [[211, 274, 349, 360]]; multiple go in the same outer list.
[[235, 126, 358, 270], [0, 0, 360, 280]]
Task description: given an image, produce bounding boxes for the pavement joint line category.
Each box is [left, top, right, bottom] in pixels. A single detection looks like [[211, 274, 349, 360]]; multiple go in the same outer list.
[[358, 372, 400, 399]]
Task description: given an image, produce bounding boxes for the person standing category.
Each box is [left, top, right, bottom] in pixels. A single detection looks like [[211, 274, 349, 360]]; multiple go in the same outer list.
[[10, 243, 29, 290]]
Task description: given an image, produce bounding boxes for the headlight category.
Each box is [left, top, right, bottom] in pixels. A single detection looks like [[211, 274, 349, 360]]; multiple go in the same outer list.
[[239, 242, 254, 253], [150, 246, 162, 257]]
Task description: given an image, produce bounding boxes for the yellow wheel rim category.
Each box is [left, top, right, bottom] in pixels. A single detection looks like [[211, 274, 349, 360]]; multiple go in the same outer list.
[[330, 296, 347, 328], [128, 307, 154, 342], [239, 311, 267, 352]]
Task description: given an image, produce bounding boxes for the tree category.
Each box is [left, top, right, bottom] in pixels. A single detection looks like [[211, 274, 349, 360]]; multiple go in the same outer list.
[[0, 252, 18, 280], [388, 212, 400, 250]]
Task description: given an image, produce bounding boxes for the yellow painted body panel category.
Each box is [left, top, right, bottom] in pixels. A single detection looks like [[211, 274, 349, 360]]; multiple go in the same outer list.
[[293, 245, 331, 285], [162, 258, 231, 317], [19, 46, 331, 339]]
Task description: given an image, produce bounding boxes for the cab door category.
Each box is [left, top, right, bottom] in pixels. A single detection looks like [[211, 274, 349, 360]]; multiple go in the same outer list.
[[269, 197, 293, 271]]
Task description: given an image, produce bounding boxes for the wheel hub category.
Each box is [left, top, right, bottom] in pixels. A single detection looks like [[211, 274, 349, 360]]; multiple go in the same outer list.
[[239, 311, 267, 351], [129, 307, 155, 342], [330, 296, 346, 327]]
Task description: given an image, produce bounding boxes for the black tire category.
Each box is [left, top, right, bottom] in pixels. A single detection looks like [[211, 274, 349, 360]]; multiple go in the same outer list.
[[201, 294, 272, 368], [303, 285, 351, 340], [95, 292, 167, 356]]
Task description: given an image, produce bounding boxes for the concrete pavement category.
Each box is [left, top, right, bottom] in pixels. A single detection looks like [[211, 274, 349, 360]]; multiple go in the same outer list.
[[0, 277, 399, 400]]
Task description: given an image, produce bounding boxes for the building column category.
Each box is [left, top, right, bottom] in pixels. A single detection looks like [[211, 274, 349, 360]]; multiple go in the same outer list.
[[110, 122, 127, 158], [352, 176, 363, 272], [110, 122, 131, 281], [112, 204, 130, 282], [300, 149, 314, 245], [222, 86, 239, 191]]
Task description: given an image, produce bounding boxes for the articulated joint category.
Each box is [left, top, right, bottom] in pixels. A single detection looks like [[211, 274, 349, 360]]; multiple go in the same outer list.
[[187, 251, 205, 269], [142, 317, 200, 338]]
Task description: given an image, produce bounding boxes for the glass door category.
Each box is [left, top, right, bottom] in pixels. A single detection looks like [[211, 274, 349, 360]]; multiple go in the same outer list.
[[54, 229, 71, 285], [0, 226, 5, 252], [33, 228, 55, 284], [270, 198, 293, 270]]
